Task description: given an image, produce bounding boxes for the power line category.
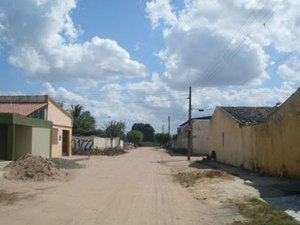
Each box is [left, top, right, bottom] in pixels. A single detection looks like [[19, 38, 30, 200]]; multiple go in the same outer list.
[[201, 0, 286, 84]]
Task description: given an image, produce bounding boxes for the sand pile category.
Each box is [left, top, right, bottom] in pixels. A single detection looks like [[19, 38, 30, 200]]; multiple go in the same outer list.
[[4, 154, 65, 181]]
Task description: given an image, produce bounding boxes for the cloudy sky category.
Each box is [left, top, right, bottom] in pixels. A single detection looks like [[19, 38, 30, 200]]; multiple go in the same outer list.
[[0, 0, 300, 133]]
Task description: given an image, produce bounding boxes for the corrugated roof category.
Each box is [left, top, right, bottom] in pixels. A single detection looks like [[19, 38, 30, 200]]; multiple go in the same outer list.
[[221, 107, 276, 126], [0, 103, 47, 116]]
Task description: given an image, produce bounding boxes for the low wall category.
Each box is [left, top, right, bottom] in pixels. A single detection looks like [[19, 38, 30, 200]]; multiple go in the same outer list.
[[72, 136, 124, 151]]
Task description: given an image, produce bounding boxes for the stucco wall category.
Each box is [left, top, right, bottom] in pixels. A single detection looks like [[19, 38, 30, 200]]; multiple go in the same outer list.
[[177, 119, 210, 154], [32, 127, 51, 158], [210, 91, 300, 179], [15, 126, 32, 159], [192, 120, 210, 154], [209, 107, 255, 168], [47, 100, 72, 127], [47, 99, 72, 157], [254, 90, 300, 178]]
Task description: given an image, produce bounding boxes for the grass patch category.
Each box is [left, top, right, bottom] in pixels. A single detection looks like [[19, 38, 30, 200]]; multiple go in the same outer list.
[[232, 198, 300, 225], [173, 169, 232, 187]]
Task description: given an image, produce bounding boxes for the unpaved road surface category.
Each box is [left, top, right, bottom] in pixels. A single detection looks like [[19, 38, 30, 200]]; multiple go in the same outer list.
[[0, 147, 243, 225]]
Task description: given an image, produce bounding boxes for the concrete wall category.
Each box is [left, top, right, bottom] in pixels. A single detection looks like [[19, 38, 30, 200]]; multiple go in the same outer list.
[[14, 126, 32, 159], [32, 127, 51, 158], [72, 136, 123, 151], [177, 119, 210, 155]]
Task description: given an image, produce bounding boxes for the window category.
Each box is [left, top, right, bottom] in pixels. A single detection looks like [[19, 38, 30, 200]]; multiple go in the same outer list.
[[52, 128, 58, 144]]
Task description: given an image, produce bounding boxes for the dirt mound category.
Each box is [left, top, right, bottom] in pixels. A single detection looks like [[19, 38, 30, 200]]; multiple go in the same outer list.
[[4, 154, 65, 181]]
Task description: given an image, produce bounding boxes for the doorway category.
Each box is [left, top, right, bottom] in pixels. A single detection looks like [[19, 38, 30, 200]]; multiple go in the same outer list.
[[62, 130, 70, 156], [0, 125, 8, 160]]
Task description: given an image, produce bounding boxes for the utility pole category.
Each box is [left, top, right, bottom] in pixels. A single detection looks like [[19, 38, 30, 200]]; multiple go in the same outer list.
[[187, 86, 192, 161], [168, 116, 170, 135], [162, 124, 164, 133]]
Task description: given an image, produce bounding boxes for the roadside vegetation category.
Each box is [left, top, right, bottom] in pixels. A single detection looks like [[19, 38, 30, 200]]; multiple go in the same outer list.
[[232, 198, 300, 225], [173, 169, 232, 187]]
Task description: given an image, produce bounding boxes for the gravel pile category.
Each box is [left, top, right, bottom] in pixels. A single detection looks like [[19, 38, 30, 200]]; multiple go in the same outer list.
[[4, 154, 65, 181], [50, 158, 85, 169], [74, 147, 127, 156]]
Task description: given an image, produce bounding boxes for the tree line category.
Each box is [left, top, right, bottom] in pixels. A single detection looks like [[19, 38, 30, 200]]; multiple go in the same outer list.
[[69, 104, 170, 146]]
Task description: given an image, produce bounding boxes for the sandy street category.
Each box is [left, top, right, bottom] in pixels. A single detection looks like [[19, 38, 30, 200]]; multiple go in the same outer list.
[[0, 147, 241, 225]]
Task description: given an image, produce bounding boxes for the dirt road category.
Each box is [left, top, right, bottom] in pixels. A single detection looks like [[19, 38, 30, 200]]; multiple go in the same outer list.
[[0, 147, 239, 225]]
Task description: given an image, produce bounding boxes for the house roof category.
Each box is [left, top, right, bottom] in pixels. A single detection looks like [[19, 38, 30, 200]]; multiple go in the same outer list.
[[0, 103, 47, 116], [0, 95, 72, 120], [180, 116, 212, 127], [220, 106, 276, 126]]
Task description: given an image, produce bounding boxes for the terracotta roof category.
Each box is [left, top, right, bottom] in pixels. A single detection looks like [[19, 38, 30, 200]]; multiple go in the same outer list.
[[221, 107, 276, 126], [0, 103, 47, 116]]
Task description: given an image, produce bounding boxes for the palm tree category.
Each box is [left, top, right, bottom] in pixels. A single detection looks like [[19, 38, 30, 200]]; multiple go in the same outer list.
[[70, 104, 83, 118]]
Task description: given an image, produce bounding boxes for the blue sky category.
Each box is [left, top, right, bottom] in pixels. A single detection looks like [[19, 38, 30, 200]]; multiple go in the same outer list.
[[0, 0, 300, 133]]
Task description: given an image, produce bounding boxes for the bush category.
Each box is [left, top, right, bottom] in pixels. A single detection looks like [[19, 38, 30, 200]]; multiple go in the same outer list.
[[126, 130, 143, 145], [154, 133, 171, 147]]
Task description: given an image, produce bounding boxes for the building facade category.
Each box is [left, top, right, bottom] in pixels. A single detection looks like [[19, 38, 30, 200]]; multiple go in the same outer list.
[[177, 117, 211, 155], [0, 95, 73, 157], [0, 113, 52, 160], [209, 88, 300, 179]]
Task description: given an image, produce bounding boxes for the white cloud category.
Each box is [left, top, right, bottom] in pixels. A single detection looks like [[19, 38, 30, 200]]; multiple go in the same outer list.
[[146, 0, 300, 89], [0, 0, 147, 82], [40, 78, 297, 134], [146, 0, 177, 28], [278, 56, 300, 82]]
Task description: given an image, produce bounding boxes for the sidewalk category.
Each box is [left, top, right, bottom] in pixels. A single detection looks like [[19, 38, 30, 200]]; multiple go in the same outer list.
[[190, 160, 300, 221]]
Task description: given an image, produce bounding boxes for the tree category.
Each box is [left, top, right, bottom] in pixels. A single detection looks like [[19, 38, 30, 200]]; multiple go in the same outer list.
[[126, 130, 143, 146], [104, 120, 126, 147], [69, 105, 96, 135], [131, 123, 155, 142], [70, 104, 83, 118], [154, 133, 171, 147]]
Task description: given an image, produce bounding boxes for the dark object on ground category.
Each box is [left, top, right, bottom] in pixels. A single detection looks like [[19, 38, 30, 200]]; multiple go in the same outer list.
[[211, 150, 217, 160], [73, 147, 127, 156], [4, 154, 65, 181], [50, 158, 85, 169]]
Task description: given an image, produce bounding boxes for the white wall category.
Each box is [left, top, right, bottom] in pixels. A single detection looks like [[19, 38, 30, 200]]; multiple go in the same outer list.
[[177, 119, 210, 155], [192, 120, 210, 155], [72, 136, 123, 151], [32, 127, 51, 158]]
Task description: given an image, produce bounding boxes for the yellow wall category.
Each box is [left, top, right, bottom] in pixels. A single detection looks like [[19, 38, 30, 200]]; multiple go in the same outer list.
[[209, 107, 256, 169], [210, 89, 300, 179], [47, 98, 72, 157], [254, 90, 300, 179]]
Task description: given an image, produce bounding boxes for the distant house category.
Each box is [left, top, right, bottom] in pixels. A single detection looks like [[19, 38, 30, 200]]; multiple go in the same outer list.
[[209, 88, 300, 179], [0, 113, 52, 160], [209, 107, 275, 168], [177, 116, 211, 155], [0, 95, 73, 157]]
